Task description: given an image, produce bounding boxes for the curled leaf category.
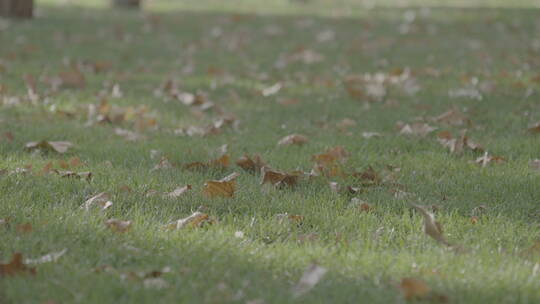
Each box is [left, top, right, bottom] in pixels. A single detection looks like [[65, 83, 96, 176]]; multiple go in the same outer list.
[[409, 203, 450, 246], [82, 192, 113, 211], [25, 141, 73, 154], [166, 211, 215, 230]]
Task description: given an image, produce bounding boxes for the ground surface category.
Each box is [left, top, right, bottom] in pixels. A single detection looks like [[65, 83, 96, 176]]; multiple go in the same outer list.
[[1, 0, 540, 303]]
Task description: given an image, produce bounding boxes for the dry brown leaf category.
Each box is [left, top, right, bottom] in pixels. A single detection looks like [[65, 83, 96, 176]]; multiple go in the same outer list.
[[433, 108, 470, 126], [278, 134, 309, 146], [528, 123, 540, 134], [0, 253, 36, 277], [25, 141, 73, 154], [409, 203, 450, 246], [165, 185, 192, 199], [312, 146, 349, 177], [82, 192, 113, 211], [437, 130, 483, 154], [16, 223, 33, 234], [202, 172, 239, 197], [292, 263, 327, 297], [260, 167, 300, 188], [352, 166, 381, 186], [400, 277, 430, 300], [474, 152, 505, 167], [105, 219, 132, 233], [236, 154, 266, 173], [184, 154, 230, 171], [58, 69, 86, 89], [55, 170, 92, 181], [166, 211, 215, 230]]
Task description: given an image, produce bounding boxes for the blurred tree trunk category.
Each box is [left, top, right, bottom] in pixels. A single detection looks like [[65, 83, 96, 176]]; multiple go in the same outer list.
[[0, 0, 34, 18], [112, 0, 140, 9]]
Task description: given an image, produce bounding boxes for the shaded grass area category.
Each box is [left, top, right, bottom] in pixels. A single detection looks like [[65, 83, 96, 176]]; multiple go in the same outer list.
[[1, 0, 540, 303]]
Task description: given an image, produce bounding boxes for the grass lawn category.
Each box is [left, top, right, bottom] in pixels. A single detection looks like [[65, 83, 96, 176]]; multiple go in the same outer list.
[[1, 0, 540, 303]]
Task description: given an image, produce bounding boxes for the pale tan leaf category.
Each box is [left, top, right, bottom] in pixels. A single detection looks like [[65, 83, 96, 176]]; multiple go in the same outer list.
[[292, 263, 327, 297], [82, 192, 113, 211], [278, 134, 309, 146], [105, 219, 132, 233]]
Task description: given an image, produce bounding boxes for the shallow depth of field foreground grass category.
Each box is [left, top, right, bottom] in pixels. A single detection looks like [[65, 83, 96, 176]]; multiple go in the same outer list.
[[1, 0, 540, 303]]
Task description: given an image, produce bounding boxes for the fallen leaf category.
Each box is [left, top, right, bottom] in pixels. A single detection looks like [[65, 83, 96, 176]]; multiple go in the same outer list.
[[202, 172, 239, 197], [437, 130, 483, 154], [105, 219, 132, 233], [474, 152, 505, 167], [528, 123, 540, 134], [165, 185, 192, 198], [25, 249, 67, 265], [397, 122, 437, 137], [58, 69, 86, 89], [151, 157, 173, 171], [16, 223, 33, 234], [278, 134, 309, 146], [25, 141, 73, 154], [260, 167, 299, 188], [236, 154, 266, 173], [400, 277, 430, 300], [409, 203, 451, 246], [292, 263, 327, 297], [432, 108, 469, 126], [530, 159, 540, 171], [114, 128, 145, 141], [144, 277, 169, 289], [55, 170, 92, 181], [261, 82, 282, 97], [361, 131, 381, 139], [0, 253, 36, 276], [166, 211, 215, 230], [184, 154, 230, 171], [82, 192, 113, 211]]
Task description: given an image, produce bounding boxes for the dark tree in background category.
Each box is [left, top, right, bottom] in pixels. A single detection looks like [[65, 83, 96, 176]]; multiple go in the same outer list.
[[112, 0, 140, 9], [0, 0, 34, 18]]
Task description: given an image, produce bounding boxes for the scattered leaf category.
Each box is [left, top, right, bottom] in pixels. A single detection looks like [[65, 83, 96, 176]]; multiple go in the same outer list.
[[25, 141, 73, 154], [82, 192, 113, 211], [16, 223, 33, 234], [0, 253, 36, 277], [236, 154, 266, 173], [397, 122, 437, 137], [527, 123, 540, 134], [25, 249, 67, 265], [409, 203, 451, 246], [260, 167, 300, 188], [400, 277, 430, 300], [278, 134, 309, 146], [105, 219, 132, 233], [437, 130, 483, 154], [530, 159, 540, 171], [165, 185, 192, 199], [292, 263, 327, 297], [202, 172, 239, 197], [474, 152, 505, 167], [166, 211, 214, 230]]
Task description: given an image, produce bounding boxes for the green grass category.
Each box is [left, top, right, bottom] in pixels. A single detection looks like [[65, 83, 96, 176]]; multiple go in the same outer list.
[[1, 0, 540, 303]]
